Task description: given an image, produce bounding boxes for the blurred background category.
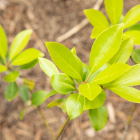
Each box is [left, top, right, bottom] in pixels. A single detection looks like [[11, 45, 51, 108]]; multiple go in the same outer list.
[[0, 0, 140, 140]]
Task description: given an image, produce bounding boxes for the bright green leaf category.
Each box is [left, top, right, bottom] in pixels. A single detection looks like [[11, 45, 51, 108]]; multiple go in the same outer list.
[[4, 71, 19, 82], [9, 29, 32, 60], [79, 82, 102, 101], [105, 0, 123, 25], [71, 47, 76, 55], [46, 42, 83, 80], [84, 9, 109, 27], [89, 105, 108, 131], [109, 37, 133, 64], [0, 64, 7, 73], [82, 63, 89, 82], [47, 99, 66, 113], [108, 85, 140, 103], [127, 23, 140, 31], [84, 90, 106, 110], [66, 94, 84, 120], [31, 90, 56, 106], [89, 24, 123, 75], [0, 25, 8, 59], [19, 59, 38, 70], [20, 85, 29, 102], [11, 48, 44, 66], [4, 82, 18, 101], [110, 64, 140, 86], [39, 58, 59, 78], [131, 49, 140, 64], [93, 63, 130, 84], [51, 73, 75, 95], [123, 5, 140, 29]]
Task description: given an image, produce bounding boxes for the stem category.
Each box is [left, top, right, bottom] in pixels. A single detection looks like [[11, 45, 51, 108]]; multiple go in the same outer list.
[[56, 117, 70, 140], [37, 106, 54, 140], [122, 103, 137, 140]]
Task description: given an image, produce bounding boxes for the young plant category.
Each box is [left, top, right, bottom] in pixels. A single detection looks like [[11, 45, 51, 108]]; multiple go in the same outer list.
[[38, 24, 140, 132], [84, 0, 140, 63], [0, 25, 44, 104]]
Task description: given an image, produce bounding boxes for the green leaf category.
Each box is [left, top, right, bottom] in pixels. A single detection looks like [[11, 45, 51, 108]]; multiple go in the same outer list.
[[109, 37, 133, 64], [89, 24, 123, 76], [39, 58, 59, 78], [47, 99, 66, 113], [31, 90, 56, 106], [79, 82, 102, 101], [90, 26, 107, 39], [19, 59, 38, 70], [11, 48, 44, 66], [0, 64, 7, 73], [51, 73, 75, 95], [104, 0, 123, 25], [23, 78, 35, 90], [84, 9, 109, 27], [108, 85, 140, 103], [84, 90, 106, 110], [82, 63, 89, 82], [123, 30, 140, 45], [110, 64, 140, 86], [127, 23, 140, 31], [66, 94, 84, 120], [4, 82, 18, 101], [0, 25, 8, 59], [4, 71, 19, 82], [20, 109, 25, 120], [89, 105, 108, 131], [93, 63, 130, 84], [71, 47, 76, 55], [131, 49, 140, 64], [9, 29, 32, 60], [123, 5, 140, 29], [46, 42, 83, 80], [20, 85, 29, 102]]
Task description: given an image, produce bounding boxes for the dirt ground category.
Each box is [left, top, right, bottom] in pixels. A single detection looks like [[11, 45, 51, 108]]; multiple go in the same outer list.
[[0, 0, 140, 140]]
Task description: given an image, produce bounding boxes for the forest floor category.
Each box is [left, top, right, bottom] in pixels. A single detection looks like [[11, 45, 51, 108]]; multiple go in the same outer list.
[[0, 0, 140, 140]]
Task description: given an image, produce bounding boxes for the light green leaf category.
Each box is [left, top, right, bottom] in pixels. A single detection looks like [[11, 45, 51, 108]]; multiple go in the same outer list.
[[108, 85, 140, 103], [89, 105, 108, 131], [11, 48, 44, 66], [9, 29, 32, 60], [20, 109, 25, 120], [0, 25, 8, 59], [123, 30, 140, 45], [131, 49, 140, 64], [0, 64, 7, 73], [123, 5, 140, 29], [127, 23, 140, 31], [51, 73, 75, 95], [4, 82, 18, 101], [109, 37, 133, 64], [71, 47, 76, 55], [82, 63, 89, 82], [4, 71, 19, 82], [79, 82, 102, 101], [84, 9, 109, 27], [19, 59, 38, 70], [89, 24, 123, 76], [39, 58, 59, 78], [47, 99, 66, 113], [110, 64, 140, 86], [93, 63, 130, 84], [90, 26, 107, 39], [23, 78, 35, 90], [66, 94, 84, 120], [84, 90, 106, 110], [20, 85, 29, 102], [46, 42, 83, 80], [105, 0, 123, 25], [31, 90, 56, 106]]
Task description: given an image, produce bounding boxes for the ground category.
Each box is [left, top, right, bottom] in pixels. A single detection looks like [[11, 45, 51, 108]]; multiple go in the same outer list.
[[0, 0, 140, 140]]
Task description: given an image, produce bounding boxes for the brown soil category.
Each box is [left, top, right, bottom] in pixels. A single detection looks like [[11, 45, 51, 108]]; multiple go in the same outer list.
[[0, 0, 140, 140]]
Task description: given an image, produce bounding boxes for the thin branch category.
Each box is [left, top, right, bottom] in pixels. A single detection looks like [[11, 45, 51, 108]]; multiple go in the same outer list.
[[122, 103, 137, 140], [56, 117, 70, 140]]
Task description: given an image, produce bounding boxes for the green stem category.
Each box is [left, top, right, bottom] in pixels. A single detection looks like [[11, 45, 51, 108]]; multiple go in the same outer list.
[[56, 117, 70, 140]]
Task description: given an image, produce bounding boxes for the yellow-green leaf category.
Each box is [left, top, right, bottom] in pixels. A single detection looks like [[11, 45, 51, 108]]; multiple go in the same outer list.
[[0, 64, 7, 73], [131, 49, 140, 64], [4, 71, 19, 82]]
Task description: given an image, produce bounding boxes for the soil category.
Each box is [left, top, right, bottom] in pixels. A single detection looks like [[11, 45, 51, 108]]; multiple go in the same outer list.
[[0, 0, 140, 140]]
